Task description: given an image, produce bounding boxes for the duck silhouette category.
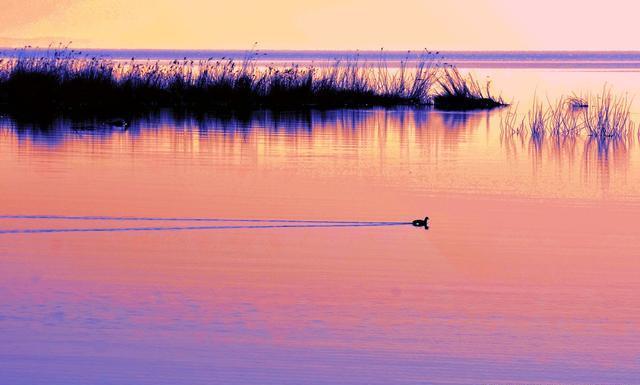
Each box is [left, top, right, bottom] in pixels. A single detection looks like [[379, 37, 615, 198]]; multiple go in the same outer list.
[[412, 217, 429, 230]]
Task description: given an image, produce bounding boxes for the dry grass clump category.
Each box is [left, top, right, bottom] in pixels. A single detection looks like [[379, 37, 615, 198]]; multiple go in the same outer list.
[[546, 97, 582, 136], [582, 90, 634, 138], [501, 99, 577, 137], [433, 66, 506, 111]]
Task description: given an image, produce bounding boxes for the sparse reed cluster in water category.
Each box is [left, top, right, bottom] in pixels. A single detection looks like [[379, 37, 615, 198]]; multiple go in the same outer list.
[[0, 47, 508, 112], [501, 90, 634, 139]]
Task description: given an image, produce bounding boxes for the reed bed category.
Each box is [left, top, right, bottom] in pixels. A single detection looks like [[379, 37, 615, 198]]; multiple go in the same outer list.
[[433, 66, 506, 110], [0, 48, 445, 111], [582, 91, 634, 137], [501, 90, 634, 139], [546, 97, 582, 136]]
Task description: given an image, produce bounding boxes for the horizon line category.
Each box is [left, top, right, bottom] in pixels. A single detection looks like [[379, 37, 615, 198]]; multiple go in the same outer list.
[[5, 46, 640, 54]]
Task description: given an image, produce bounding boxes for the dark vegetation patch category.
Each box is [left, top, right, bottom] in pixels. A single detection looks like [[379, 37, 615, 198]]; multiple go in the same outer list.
[[433, 66, 506, 111], [0, 48, 442, 114]]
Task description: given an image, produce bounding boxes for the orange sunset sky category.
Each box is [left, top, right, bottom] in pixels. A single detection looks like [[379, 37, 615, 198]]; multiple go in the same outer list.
[[1, 0, 638, 50]]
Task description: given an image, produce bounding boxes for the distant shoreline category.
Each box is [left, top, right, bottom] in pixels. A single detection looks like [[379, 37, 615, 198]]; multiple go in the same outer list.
[[4, 49, 640, 69]]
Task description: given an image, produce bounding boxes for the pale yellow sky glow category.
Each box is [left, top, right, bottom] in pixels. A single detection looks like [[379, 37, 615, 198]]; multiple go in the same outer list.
[[1, 0, 638, 50]]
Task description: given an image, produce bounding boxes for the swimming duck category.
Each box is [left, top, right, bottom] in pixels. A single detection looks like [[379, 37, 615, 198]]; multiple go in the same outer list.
[[412, 217, 430, 230]]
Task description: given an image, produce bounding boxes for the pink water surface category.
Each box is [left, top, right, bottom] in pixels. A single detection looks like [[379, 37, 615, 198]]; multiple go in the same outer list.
[[1, 68, 640, 384]]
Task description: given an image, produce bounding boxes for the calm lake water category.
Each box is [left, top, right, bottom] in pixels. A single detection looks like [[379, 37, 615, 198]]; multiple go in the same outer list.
[[1, 53, 640, 384]]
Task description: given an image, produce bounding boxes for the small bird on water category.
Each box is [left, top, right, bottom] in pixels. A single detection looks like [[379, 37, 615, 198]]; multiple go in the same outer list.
[[412, 217, 429, 230]]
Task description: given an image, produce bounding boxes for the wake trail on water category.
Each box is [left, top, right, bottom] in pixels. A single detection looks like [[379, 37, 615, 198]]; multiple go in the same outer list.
[[0, 222, 409, 235], [0, 214, 408, 225]]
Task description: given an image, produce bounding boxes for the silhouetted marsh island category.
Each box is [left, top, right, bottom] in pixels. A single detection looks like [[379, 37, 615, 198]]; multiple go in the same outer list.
[[0, 49, 506, 113]]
